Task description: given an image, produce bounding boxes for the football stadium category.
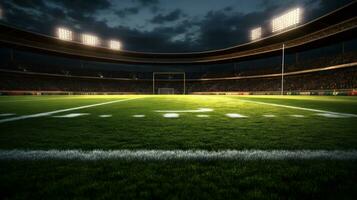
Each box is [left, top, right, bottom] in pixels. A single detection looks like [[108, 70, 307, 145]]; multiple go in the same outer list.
[[0, 0, 357, 199]]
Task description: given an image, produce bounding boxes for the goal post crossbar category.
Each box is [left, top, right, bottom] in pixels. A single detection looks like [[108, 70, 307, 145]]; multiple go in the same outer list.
[[152, 72, 186, 94]]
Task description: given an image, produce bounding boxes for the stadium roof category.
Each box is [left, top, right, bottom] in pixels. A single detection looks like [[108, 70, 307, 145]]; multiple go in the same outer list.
[[0, 1, 356, 64]]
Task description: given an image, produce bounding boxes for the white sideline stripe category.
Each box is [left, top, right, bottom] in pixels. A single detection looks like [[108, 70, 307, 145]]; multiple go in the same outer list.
[[0, 150, 356, 161], [0, 98, 143, 124], [238, 99, 357, 117]]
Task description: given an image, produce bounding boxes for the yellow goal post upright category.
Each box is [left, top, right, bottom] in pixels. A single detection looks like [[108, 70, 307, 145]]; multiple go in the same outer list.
[[152, 72, 186, 95]]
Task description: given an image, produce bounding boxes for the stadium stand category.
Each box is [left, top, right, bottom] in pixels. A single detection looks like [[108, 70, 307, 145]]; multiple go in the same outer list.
[[0, 58, 356, 94]]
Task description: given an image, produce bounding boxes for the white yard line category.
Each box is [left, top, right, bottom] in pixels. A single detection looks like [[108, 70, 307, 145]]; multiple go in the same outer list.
[[0, 98, 144, 124], [315, 113, 349, 118], [290, 114, 305, 118], [263, 114, 276, 118], [238, 99, 357, 117], [163, 113, 180, 118], [196, 115, 210, 118], [99, 115, 113, 118], [0, 149, 356, 161], [133, 115, 146, 118], [53, 113, 90, 118], [155, 108, 213, 113], [226, 113, 247, 118]]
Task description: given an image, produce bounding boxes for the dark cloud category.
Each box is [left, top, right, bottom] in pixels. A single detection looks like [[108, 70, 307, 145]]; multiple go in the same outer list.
[[224, 6, 233, 12], [53, 0, 111, 13], [0, 0, 189, 52], [150, 9, 183, 24], [77, 20, 195, 52], [150, 5, 160, 13], [133, 0, 159, 6], [115, 7, 140, 18], [311, 0, 354, 17], [193, 0, 354, 51], [1, 0, 354, 53], [5, 0, 46, 9]]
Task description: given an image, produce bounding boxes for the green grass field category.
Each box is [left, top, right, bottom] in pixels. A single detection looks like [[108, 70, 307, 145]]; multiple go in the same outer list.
[[0, 95, 356, 199]]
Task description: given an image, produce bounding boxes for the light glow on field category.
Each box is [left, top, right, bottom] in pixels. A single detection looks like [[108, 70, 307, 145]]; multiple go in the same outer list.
[[109, 40, 122, 50], [57, 27, 73, 41], [251, 27, 262, 41], [82, 34, 99, 46], [272, 8, 301, 32]]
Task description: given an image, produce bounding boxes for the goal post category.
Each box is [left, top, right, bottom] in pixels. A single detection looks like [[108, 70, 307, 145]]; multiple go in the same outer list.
[[153, 72, 186, 94]]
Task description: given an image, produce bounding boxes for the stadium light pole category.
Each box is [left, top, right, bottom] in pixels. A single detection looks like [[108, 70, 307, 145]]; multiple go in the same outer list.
[[271, 7, 302, 95], [153, 73, 155, 94], [281, 44, 285, 95], [183, 73, 186, 95]]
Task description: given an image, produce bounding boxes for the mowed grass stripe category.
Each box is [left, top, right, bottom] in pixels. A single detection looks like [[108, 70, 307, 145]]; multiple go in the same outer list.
[[0, 97, 145, 123], [1, 95, 356, 150], [0, 95, 137, 116], [1, 149, 357, 161], [0, 97, 87, 103]]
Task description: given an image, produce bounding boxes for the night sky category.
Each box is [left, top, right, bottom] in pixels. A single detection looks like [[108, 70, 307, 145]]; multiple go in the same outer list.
[[0, 0, 354, 53]]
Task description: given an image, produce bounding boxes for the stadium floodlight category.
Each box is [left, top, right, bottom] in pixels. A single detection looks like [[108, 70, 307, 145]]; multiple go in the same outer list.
[[272, 8, 301, 32], [251, 27, 262, 41], [57, 27, 73, 41], [109, 40, 122, 50], [82, 34, 99, 46]]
